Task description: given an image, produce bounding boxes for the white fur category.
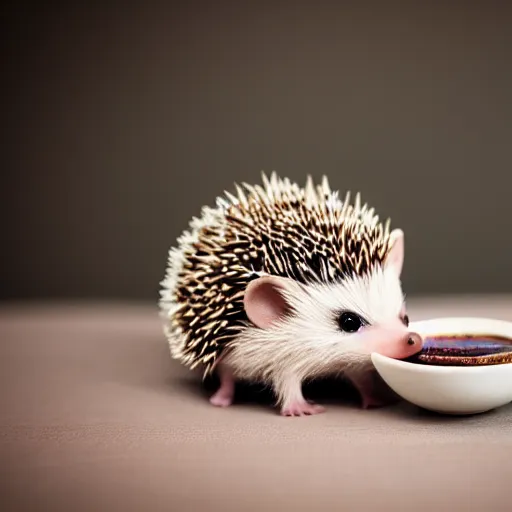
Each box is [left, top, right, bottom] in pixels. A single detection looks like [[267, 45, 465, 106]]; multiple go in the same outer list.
[[223, 266, 406, 407]]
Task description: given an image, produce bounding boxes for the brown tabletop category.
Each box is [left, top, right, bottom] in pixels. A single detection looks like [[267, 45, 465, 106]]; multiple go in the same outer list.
[[1, 297, 511, 511]]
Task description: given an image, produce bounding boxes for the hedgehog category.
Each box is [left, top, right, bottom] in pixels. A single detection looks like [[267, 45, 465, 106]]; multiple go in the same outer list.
[[159, 172, 423, 416]]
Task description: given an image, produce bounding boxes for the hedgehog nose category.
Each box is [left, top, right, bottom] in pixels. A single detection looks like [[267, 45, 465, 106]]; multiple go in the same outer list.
[[407, 332, 423, 347]]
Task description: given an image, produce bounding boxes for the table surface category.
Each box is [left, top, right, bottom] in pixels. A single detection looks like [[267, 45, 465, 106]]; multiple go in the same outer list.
[[1, 297, 511, 512]]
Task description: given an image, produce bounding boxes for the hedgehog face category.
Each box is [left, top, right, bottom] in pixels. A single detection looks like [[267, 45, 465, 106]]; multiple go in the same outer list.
[[242, 229, 422, 370]]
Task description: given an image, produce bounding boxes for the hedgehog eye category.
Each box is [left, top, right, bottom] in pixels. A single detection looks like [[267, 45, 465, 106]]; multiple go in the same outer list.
[[402, 314, 409, 327], [338, 311, 365, 333]]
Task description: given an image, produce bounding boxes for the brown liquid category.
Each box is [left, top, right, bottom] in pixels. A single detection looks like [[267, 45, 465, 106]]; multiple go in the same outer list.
[[405, 334, 512, 366]]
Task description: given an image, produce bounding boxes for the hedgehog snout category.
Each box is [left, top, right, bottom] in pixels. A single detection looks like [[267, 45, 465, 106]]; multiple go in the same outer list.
[[353, 324, 424, 360], [374, 330, 423, 359]]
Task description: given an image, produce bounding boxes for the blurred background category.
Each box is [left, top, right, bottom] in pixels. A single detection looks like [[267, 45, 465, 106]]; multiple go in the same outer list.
[[2, 1, 512, 302]]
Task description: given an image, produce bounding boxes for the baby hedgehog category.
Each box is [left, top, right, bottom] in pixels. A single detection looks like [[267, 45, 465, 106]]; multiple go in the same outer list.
[[159, 173, 423, 416]]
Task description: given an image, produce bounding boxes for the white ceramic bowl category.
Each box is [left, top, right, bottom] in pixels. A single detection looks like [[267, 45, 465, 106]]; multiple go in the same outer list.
[[371, 317, 512, 415]]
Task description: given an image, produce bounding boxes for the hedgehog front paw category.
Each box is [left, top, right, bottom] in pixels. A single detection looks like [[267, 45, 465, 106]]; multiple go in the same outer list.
[[280, 401, 326, 417]]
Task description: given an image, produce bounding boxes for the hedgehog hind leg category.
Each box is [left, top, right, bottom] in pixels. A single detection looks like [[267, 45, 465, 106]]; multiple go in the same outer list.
[[274, 372, 326, 417], [209, 364, 235, 408]]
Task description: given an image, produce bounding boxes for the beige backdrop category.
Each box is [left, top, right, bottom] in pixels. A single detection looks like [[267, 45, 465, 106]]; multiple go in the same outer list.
[[3, 2, 512, 300]]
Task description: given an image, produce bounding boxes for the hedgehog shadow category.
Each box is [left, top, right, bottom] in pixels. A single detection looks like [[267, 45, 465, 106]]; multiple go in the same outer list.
[[176, 374, 364, 409]]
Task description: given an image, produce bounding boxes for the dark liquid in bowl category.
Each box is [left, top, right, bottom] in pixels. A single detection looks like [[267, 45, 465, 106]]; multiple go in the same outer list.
[[405, 334, 512, 366]]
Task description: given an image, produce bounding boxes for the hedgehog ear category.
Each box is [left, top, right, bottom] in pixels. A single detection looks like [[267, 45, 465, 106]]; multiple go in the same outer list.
[[384, 229, 405, 276], [243, 276, 294, 329]]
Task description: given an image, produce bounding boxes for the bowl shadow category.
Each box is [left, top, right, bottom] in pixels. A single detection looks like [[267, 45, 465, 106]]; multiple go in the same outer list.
[[170, 371, 510, 421]]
